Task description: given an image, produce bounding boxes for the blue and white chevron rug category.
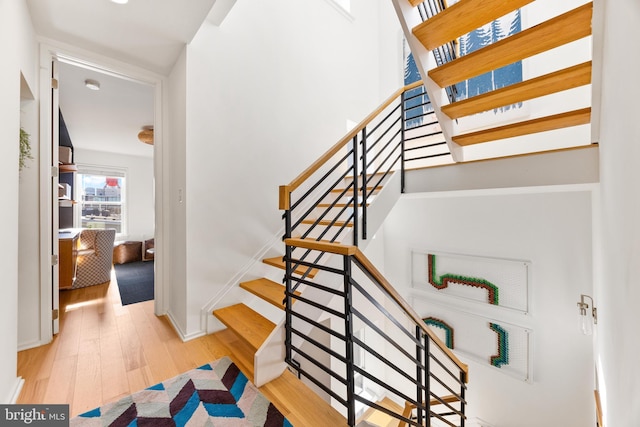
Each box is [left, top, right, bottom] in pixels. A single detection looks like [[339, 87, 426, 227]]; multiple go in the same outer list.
[[71, 357, 292, 427]]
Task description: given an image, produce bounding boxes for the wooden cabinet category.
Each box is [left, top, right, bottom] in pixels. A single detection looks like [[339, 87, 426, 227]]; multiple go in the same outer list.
[[59, 229, 81, 289]]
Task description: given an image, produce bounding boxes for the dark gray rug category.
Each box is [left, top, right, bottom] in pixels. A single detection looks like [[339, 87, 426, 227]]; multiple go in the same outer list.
[[114, 261, 154, 305]]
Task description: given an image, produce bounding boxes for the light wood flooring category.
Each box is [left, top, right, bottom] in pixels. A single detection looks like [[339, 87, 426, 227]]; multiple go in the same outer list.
[[17, 269, 347, 426]]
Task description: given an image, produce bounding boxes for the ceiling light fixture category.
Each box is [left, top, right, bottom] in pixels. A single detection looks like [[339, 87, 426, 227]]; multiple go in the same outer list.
[[84, 79, 101, 91], [110, 0, 129, 4], [138, 127, 154, 145]]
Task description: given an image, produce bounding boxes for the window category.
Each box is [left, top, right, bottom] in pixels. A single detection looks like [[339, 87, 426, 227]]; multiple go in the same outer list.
[[324, 0, 352, 19], [75, 167, 126, 235]]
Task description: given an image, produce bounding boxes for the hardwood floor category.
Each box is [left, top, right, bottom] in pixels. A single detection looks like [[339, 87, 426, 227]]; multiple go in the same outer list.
[[17, 269, 348, 426]]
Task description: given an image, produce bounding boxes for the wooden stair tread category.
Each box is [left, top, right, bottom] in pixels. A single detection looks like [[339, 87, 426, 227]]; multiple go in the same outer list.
[[358, 397, 404, 427], [398, 395, 463, 427], [212, 303, 275, 352], [240, 278, 299, 310], [331, 186, 382, 193], [406, 394, 461, 409], [263, 257, 319, 278], [317, 203, 370, 208], [264, 370, 349, 427], [428, 2, 593, 87], [301, 218, 354, 227], [442, 62, 592, 119], [412, 0, 534, 50], [453, 108, 591, 146]]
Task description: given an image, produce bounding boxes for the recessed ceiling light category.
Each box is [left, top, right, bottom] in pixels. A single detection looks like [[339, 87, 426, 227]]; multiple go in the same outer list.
[[110, 0, 129, 4], [84, 79, 101, 91]]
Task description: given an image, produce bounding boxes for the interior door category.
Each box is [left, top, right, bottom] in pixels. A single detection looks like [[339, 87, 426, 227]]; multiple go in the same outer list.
[[51, 58, 60, 334]]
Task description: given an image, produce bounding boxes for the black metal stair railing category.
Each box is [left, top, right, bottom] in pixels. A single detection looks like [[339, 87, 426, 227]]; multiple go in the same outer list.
[[414, 0, 459, 104], [279, 82, 450, 292], [283, 239, 468, 427]]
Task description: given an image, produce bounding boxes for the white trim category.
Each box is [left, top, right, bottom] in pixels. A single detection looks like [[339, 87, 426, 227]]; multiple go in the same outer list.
[[7, 378, 25, 404], [17, 339, 48, 352], [400, 182, 599, 200], [165, 310, 206, 342], [323, 0, 354, 21], [200, 224, 285, 333]]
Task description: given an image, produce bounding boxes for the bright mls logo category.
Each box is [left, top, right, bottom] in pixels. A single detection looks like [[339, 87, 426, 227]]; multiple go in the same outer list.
[[1, 405, 69, 426]]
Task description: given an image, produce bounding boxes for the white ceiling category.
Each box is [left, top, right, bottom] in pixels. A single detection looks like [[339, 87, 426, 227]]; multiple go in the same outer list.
[[26, 0, 217, 75], [26, 0, 222, 158], [58, 61, 155, 158]]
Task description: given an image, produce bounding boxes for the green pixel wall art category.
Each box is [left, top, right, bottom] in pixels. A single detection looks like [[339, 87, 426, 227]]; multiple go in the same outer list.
[[428, 254, 500, 305]]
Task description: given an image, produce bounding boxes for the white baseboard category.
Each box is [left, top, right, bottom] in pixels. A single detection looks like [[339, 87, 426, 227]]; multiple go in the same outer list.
[[7, 377, 25, 404], [165, 310, 206, 342], [17, 339, 48, 352]]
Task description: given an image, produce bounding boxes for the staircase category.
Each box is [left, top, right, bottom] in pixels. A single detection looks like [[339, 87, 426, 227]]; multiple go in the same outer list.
[[208, 77, 468, 426], [212, 169, 399, 375], [208, 3, 598, 425], [393, 0, 595, 161]]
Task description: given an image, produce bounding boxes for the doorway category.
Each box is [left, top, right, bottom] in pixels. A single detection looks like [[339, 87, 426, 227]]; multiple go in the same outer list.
[[36, 44, 166, 345]]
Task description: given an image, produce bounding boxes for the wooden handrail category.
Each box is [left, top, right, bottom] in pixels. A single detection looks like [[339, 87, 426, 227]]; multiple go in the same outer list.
[[279, 80, 424, 210], [595, 389, 604, 427], [284, 237, 469, 382]]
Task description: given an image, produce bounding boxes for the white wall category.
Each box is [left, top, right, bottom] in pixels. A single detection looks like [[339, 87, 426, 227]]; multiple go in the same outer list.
[[596, 0, 640, 425], [177, 0, 402, 335], [382, 188, 595, 426], [2, 0, 38, 402], [18, 90, 41, 350], [166, 47, 188, 333], [74, 148, 155, 241], [17, 7, 40, 349]]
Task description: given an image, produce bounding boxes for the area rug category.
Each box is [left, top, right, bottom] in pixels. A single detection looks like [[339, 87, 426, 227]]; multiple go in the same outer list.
[[114, 261, 154, 306], [71, 357, 292, 427]]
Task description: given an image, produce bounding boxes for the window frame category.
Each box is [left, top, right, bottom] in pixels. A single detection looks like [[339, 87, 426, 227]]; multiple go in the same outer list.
[[73, 165, 128, 237]]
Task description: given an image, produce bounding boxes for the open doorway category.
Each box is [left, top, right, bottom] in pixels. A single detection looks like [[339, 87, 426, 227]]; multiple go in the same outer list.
[[33, 45, 166, 346], [57, 59, 155, 305]]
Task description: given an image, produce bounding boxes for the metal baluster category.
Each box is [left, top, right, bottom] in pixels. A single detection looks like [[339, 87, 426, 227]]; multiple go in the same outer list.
[[460, 369, 466, 427], [361, 128, 368, 240], [401, 92, 407, 193], [425, 335, 431, 427], [352, 135, 358, 247], [416, 326, 424, 425], [284, 240, 293, 366], [344, 255, 356, 426]]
